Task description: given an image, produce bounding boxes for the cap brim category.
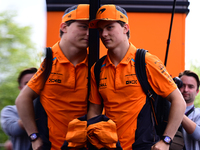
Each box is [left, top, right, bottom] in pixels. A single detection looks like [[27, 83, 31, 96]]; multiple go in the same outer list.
[[89, 19, 99, 28], [89, 18, 119, 28]]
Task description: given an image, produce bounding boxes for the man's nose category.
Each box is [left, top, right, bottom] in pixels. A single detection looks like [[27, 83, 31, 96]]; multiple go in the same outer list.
[[101, 29, 108, 37], [86, 28, 89, 36], [184, 86, 189, 92]]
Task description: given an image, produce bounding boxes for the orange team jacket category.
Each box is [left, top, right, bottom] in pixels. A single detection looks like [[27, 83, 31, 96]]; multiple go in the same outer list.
[[28, 41, 88, 150], [64, 115, 121, 150], [89, 43, 177, 150]]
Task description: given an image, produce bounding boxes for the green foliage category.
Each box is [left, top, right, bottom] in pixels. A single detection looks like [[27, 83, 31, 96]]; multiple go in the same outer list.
[[0, 11, 39, 146], [190, 62, 200, 108], [0, 11, 37, 80]]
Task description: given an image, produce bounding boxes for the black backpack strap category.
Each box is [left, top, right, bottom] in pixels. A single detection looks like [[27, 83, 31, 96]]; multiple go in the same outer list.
[[94, 55, 107, 89], [185, 106, 194, 116], [44, 47, 53, 83], [135, 49, 158, 124], [135, 49, 171, 138], [135, 49, 155, 99], [33, 47, 53, 150]]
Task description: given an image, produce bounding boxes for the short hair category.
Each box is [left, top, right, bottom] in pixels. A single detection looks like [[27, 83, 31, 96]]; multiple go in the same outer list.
[[115, 5, 130, 39], [59, 20, 76, 37], [179, 70, 200, 91], [117, 21, 130, 39], [18, 67, 37, 86]]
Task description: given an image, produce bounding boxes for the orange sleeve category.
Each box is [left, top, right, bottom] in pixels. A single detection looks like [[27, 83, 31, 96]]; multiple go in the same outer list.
[[27, 59, 46, 94], [145, 52, 177, 98]]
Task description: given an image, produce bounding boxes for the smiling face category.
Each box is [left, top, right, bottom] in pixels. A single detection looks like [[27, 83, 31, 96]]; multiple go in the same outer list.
[[97, 21, 129, 50], [63, 20, 89, 49], [179, 75, 199, 105]]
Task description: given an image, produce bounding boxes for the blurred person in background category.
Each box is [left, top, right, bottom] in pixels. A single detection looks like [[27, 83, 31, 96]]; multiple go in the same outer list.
[[179, 70, 200, 150], [1, 67, 37, 150]]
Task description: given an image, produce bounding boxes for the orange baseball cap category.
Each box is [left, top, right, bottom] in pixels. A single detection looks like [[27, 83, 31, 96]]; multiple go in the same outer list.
[[62, 4, 90, 23], [89, 4, 128, 28]]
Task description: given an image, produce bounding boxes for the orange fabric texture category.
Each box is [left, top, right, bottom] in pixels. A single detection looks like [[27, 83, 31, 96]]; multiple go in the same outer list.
[[87, 119, 118, 149], [28, 41, 88, 150], [65, 119, 87, 148], [89, 43, 177, 150]]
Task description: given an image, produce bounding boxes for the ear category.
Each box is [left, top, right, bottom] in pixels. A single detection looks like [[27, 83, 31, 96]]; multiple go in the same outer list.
[[196, 89, 199, 96], [18, 86, 22, 91], [123, 23, 129, 34], [60, 22, 68, 33]]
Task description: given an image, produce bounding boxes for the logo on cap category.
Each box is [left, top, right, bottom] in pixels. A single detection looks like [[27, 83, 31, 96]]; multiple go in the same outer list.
[[68, 14, 72, 18], [120, 15, 124, 19], [98, 8, 106, 14]]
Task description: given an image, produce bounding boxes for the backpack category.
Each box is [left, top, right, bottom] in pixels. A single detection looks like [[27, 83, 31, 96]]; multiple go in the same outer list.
[[94, 49, 169, 138], [135, 49, 170, 138], [33, 47, 52, 150], [135, 49, 185, 150], [94, 49, 183, 149]]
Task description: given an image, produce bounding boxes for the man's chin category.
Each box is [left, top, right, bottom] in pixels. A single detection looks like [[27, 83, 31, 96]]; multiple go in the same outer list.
[[79, 44, 88, 49]]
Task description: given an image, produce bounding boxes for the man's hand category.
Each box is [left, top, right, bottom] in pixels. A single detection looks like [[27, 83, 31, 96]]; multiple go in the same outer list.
[[151, 140, 170, 150], [32, 137, 43, 150]]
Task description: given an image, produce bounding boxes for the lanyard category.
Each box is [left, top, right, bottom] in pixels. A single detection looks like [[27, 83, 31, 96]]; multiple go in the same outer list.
[[185, 106, 194, 116]]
